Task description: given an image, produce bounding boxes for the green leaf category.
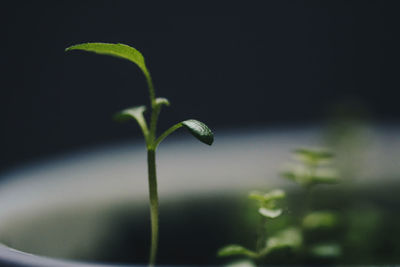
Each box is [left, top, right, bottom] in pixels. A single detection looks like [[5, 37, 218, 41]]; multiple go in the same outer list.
[[263, 227, 302, 255], [225, 260, 256, 267], [258, 208, 282, 218], [65, 42, 150, 78], [114, 105, 149, 140], [155, 119, 214, 148], [281, 168, 311, 187], [182, 119, 214, 145], [218, 245, 257, 258], [249, 189, 285, 202], [310, 243, 341, 258], [293, 148, 334, 164], [302, 211, 339, 229], [281, 166, 339, 187], [311, 168, 340, 184]]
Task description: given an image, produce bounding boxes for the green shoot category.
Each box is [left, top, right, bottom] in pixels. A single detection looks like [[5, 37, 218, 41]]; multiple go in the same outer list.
[[281, 147, 339, 188], [218, 147, 341, 265], [66, 42, 214, 266], [281, 147, 342, 261], [218, 189, 288, 262], [249, 189, 285, 218]]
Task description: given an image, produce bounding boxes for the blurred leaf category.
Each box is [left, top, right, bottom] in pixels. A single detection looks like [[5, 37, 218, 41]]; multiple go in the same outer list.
[[302, 211, 339, 230], [225, 259, 256, 267], [66, 42, 150, 79], [263, 227, 302, 254], [311, 168, 340, 184], [293, 148, 334, 165], [258, 208, 282, 218], [218, 245, 257, 258], [281, 165, 339, 187], [249, 189, 285, 202], [310, 243, 341, 258], [281, 166, 311, 187], [182, 119, 214, 145], [281, 170, 299, 182]]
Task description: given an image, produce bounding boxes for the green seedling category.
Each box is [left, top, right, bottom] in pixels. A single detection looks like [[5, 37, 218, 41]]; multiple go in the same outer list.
[[249, 189, 285, 219], [66, 43, 214, 266], [282, 148, 339, 189], [218, 147, 341, 265], [218, 189, 302, 263], [282, 148, 342, 260]]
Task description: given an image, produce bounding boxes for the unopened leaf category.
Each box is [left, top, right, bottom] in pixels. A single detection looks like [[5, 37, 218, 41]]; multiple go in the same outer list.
[[114, 106, 149, 139], [155, 97, 170, 107], [114, 106, 146, 122], [182, 119, 214, 145]]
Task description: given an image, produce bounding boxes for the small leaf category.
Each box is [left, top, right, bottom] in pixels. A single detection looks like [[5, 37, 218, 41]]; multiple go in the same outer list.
[[218, 245, 257, 258], [293, 148, 334, 164], [258, 208, 282, 218], [155, 97, 170, 107], [311, 168, 340, 184], [249, 190, 285, 202], [114, 106, 146, 122], [264, 227, 302, 252], [114, 106, 149, 140], [302, 211, 339, 230], [281, 164, 339, 187], [248, 191, 266, 202], [182, 119, 214, 145], [281, 166, 311, 186], [66, 42, 150, 79], [225, 260, 256, 267], [310, 243, 341, 258]]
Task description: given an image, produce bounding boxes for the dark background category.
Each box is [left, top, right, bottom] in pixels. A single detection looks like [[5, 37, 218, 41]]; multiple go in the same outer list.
[[1, 1, 399, 172]]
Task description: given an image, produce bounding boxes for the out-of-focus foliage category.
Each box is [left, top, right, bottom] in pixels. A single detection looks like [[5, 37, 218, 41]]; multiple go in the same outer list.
[[282, 148, 340, 188], [219, 148, 344, 265], [302, 211, 339, 230]]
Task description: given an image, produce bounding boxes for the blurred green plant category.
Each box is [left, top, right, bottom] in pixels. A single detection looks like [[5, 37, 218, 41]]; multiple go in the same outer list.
[[66, 43, 214, 267], [282, 148, 339, 188], [218, 189, 302, 262], [218, 147, 341, 265], [282, 148, 342, 260]]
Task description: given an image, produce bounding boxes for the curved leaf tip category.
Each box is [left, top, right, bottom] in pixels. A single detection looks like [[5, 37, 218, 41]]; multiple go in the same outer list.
[[182, 119, 214, 145], [155, 97, 170, 107]]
